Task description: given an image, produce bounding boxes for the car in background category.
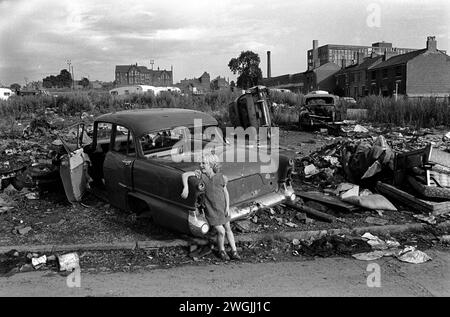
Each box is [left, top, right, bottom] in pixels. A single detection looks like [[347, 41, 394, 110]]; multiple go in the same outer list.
[[58, 108, 296, 237], [298, 91, 343, 130], [340, 97, 357, 105]]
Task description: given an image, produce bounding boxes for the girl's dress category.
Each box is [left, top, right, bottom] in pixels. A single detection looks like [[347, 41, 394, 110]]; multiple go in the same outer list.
[[196, 171, 230, 226]]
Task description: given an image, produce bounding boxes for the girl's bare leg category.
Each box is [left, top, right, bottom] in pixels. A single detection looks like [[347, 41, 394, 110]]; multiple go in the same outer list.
[[224, 222, 237, 251], [214, 225, 226, 251]]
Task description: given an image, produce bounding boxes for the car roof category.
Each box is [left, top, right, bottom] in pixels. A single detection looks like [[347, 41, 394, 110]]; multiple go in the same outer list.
[[96, 108, 218, 136]]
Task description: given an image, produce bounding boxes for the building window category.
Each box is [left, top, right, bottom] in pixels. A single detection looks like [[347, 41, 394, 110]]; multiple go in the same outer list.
[[395, 66, 401, 77], [382, 69, 388, 78], [371, 71, 376, 80]]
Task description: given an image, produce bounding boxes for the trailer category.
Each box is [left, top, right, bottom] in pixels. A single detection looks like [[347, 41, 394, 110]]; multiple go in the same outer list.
[[109, 85, 180, 96], [0, 88, 14, 100]]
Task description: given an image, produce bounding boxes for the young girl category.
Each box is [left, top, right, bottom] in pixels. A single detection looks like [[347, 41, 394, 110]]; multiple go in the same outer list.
[[181, 153, 241, 261]]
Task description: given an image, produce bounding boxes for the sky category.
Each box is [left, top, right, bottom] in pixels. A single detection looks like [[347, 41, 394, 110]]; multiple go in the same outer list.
[[0, 0, 448, 86]]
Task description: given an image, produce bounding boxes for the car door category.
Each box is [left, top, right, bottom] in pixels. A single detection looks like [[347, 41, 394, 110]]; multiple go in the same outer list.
[[103, 124, 136, 211], [58, 123, 91, 203]]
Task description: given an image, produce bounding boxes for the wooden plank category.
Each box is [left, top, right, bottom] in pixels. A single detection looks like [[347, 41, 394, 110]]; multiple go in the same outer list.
[[377, 182, 450, 215], [296, 191, 359, 212], [284, 201, 335, 223]]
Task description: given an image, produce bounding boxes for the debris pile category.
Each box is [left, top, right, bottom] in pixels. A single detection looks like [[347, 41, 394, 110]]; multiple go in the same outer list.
[[295, 124, 450, 225], [0, 250, 80, 276]]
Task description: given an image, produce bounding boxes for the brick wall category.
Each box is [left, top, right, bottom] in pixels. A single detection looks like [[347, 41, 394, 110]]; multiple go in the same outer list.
[[407, 53, 450, 96]]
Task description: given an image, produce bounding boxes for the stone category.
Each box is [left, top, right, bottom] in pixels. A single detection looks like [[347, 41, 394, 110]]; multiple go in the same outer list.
[[16, 226, 32, 235]]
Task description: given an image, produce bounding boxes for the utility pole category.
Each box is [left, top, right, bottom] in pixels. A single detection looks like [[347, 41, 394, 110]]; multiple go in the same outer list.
[[66, 60, 72, 90], [71, 65, 74, 90]]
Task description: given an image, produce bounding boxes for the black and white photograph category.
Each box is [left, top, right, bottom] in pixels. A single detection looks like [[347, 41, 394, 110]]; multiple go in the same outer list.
[[0, 0, 449, 301]]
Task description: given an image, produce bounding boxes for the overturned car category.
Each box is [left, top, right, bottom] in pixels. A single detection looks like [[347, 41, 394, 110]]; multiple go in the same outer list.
[[58, 108, 296, 237]]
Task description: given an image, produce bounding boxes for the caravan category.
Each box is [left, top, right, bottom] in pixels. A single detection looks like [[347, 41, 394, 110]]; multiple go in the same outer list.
[[0, 88, 14, 101], [109, 85, 180, 96]]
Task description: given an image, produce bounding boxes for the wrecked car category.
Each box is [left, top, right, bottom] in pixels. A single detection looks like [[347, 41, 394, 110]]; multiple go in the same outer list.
[[58, 108, 296, 237], [298, 91, 343, 130], [229, 85, 274, 130]]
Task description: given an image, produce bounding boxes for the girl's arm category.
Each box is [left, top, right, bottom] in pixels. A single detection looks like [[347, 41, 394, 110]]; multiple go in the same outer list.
[[181, 171, 197, 199]]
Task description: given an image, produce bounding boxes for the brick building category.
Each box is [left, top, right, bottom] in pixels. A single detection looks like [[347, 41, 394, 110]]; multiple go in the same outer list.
[[210, 76, 230, 91], [307, 40, 417, 70], [115, 63, 173, 87], [177, 72, 211, 94], [335, 37, 450, 98], [335, 54, 384, 98], [367, 37, 450, 97], [262, 62, 340, 94]]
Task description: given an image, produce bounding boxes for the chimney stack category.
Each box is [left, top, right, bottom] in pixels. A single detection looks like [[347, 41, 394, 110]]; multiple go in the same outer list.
[[426, 36, 437, 51], [267, 51, 271, 78], [312, 40, 319, 69]]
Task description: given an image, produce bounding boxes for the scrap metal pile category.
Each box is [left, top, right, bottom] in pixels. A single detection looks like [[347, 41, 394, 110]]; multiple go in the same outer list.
[[295, 123, 450, 223]]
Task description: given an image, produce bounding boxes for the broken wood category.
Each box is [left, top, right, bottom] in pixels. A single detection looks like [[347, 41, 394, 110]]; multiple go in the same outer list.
[[376, 181, 450, 215], [296, 191, 359, 212], [284, 201, 335, 223], [407, 176, 450, 200]]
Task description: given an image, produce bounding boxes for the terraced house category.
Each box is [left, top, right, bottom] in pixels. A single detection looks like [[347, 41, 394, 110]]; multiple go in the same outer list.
[[115, 63, 173, 87], [335, 37, 450, 99]]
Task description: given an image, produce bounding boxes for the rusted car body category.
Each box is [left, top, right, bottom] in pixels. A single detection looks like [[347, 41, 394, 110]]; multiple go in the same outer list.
[[229, 86, 273, 130], [298, 92, 343, 130], [59, 108, 295, 237]]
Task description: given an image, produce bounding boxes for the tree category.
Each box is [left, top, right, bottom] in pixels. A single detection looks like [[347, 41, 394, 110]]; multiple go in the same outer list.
[[42, 69, 72, 88], [228, 51, 263, 89], [80, 77, 90, 88], [10, 83, 21, 92]]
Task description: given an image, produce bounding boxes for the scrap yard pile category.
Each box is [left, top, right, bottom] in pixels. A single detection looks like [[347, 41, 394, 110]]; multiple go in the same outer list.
[[294, 123, 450, 225]]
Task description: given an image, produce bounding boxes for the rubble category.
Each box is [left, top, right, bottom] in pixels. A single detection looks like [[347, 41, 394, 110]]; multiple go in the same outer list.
[[58, 252, 80, 272]]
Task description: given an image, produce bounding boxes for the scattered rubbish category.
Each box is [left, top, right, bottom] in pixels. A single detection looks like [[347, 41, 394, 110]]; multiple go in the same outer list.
[[304, 164, 319, 178], [25, 192, 39, 200], [285, 221, 298, 228], [364, 216, 389, 226], [234, 219, 260, 233], [57, 252, 80, 272], [15, 226, 32, 235], [285, 201, 335, 223], [353, 125, 369, 133], [292, 239, 300, 246], [299, 235, 372, 257], [251, 215, 258, 224], [352, 250, 386, 261], [343, 194, 397, 211], [397, 246, 432, 264], [31, 255, 47, 268], [413, 214, 437, 225], [336, 183, 359, 199]]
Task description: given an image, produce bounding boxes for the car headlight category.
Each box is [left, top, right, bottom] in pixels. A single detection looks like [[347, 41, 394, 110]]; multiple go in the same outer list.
[[201, 223, 209, 234], [290, 193, 296, 201]]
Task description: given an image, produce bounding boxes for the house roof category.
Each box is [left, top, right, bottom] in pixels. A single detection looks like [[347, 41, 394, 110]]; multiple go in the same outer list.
[[369, 49, 426, 70], [96, 108, 218, 137]]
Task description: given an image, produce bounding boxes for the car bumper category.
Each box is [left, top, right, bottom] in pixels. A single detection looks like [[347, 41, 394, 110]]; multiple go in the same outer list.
[[187, 184, 296, 237]]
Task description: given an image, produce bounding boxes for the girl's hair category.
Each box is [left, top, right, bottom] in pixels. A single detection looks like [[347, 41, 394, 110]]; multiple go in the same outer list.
[[202, 153, 221, 173]]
